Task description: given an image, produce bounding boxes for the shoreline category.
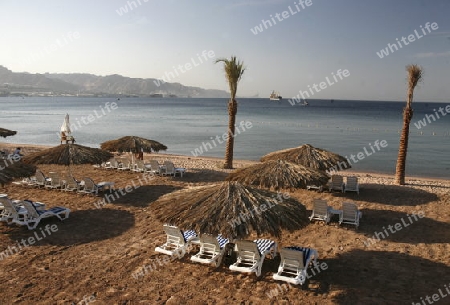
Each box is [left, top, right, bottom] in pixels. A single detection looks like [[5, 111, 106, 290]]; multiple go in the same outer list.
[[1, 142, 448, 183]]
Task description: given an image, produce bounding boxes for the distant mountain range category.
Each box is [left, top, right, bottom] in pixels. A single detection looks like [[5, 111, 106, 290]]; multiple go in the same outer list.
[[0, 65, 229, 98]]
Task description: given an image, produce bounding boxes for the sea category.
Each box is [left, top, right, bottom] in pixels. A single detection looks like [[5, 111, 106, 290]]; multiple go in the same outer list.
[[0, 97, 449, 179]]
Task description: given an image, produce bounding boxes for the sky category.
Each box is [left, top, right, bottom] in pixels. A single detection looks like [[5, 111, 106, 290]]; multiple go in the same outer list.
[[0, 0, 449, 101]]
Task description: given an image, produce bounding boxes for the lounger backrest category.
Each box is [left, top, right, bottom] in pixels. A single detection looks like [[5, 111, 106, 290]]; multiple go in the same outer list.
[[20, 200, 40, 219], [200, 234, 221, 254], [83, 177, 96, 192], [346, 176, 358, 189], [121, 159, 130, 168], [235, 240, 261, 262], [164, 161, 175, 175], [65, 175, 78, 189], [313, 199, 328, 216], [280, 248, 305, 270], [35, 170, 46, 185], [135, 160, 144, 169], [149, 160, 161, 171], [342, 202, 358, 221], [0, 196, 19, 218], [163, 225, 187, 246], [49, 172, 61, 185], [331, 175, 343, 186]]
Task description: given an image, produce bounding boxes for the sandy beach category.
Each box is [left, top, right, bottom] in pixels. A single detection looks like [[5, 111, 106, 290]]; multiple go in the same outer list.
[[0, 143, 449, 304]]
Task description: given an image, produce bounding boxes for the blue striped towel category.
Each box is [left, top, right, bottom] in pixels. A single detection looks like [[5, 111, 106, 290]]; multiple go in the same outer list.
[[182, 230, 197, 242], [254, 239, 276, 255], [216, 235, 229, 249]]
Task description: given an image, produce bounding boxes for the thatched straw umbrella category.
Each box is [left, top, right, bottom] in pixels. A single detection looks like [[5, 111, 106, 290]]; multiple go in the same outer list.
[[0, 161, 36, 186], [22, 144, 113, 166], [100, 136, 167, 153], [151, 181, 308, 239], [0, 127, 17, 138], [260, 144, 351, 172], [226, 159, 329, 190]]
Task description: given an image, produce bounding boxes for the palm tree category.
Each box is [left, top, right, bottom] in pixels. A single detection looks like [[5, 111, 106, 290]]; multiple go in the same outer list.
[[215, 56, 246, 169], [395, 64, 423, 185]]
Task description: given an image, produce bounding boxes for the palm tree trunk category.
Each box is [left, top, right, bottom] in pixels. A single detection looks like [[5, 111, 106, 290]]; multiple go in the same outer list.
[[395, 106, 413, 185], [224, 99, 237, 169]]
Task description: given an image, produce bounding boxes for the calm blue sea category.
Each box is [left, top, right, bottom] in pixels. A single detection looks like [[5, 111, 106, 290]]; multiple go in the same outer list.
[[0, 97, 449, 178]]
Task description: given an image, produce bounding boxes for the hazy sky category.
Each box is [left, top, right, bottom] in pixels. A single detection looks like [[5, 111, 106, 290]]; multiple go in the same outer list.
[[1, 0, 449, 101]]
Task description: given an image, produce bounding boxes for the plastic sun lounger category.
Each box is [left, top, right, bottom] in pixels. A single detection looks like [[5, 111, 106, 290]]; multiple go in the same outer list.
[[229, 239, 277, 277], [0, 196, 28, 226], [191, 234, 229, 267], [273, 246, 319, 286], [309, 199, 331, 224], [155, 225, 199, 258], [339, 202, 362, 228], [20, 200, 70, 230], [328, 175, 345, 193], [344, 176, 360, 195]]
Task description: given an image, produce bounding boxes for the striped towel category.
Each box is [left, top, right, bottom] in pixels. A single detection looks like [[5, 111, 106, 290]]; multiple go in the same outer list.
[[286, 246, 311, 266], [182, 230, 197, 242], [216, 235, 229, 249], [254, 239, 276, 255]]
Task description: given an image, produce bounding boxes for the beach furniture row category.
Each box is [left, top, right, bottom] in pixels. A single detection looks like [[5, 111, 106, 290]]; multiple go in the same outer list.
[[100, 158, 186, 177], [20, 170, 114, 196], [307, 175, 360, 194], [154, 225, 319, 285], [0, 194, 70, 230], [309, 199, 362, 228]]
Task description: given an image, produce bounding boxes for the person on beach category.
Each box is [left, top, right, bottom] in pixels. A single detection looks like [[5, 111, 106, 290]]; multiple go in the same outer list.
[[13, 147, 22, 156]]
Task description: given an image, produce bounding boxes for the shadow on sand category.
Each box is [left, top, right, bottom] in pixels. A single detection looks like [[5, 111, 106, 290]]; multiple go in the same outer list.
[[330, 183, 438, 206], [356, 209, 450, 244], [111, 185, 183, 207], [321, 250, 450, 304], [4, 208, 135, 246]]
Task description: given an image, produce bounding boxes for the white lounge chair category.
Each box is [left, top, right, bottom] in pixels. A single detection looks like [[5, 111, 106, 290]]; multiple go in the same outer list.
[[163, 161, 186, 177], [147, 160, 162, 175], [0, 196, 27, 225], [344, 176, 359, 195], [328, 175, 345, 193], [229, 239, 277, 277], [133, 160, 145, 173], [35, 170, 50, 188], [64, 175, 80, 192], [45, 172, 63, 190], [118, 159, 131, 171], [273, 246, 319, 285], [78, 177, 103, 196], [155, 225, 199, 258], [191, 234, 229, 267], [339, 202, 362, 228], [20, 200, 70, 230], [309, 199, 331, 224], [104, 158, 119, 170]]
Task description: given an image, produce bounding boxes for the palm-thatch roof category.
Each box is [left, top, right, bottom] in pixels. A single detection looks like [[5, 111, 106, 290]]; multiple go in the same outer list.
[[101, 136, 167, 153], [260, 144, 351, 172], [0, 161, 36, 185], [0, 127, 17, 138], [226, 159, 329, 190], [22, 144, 113, 165], [151, 181, 309, 239]]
